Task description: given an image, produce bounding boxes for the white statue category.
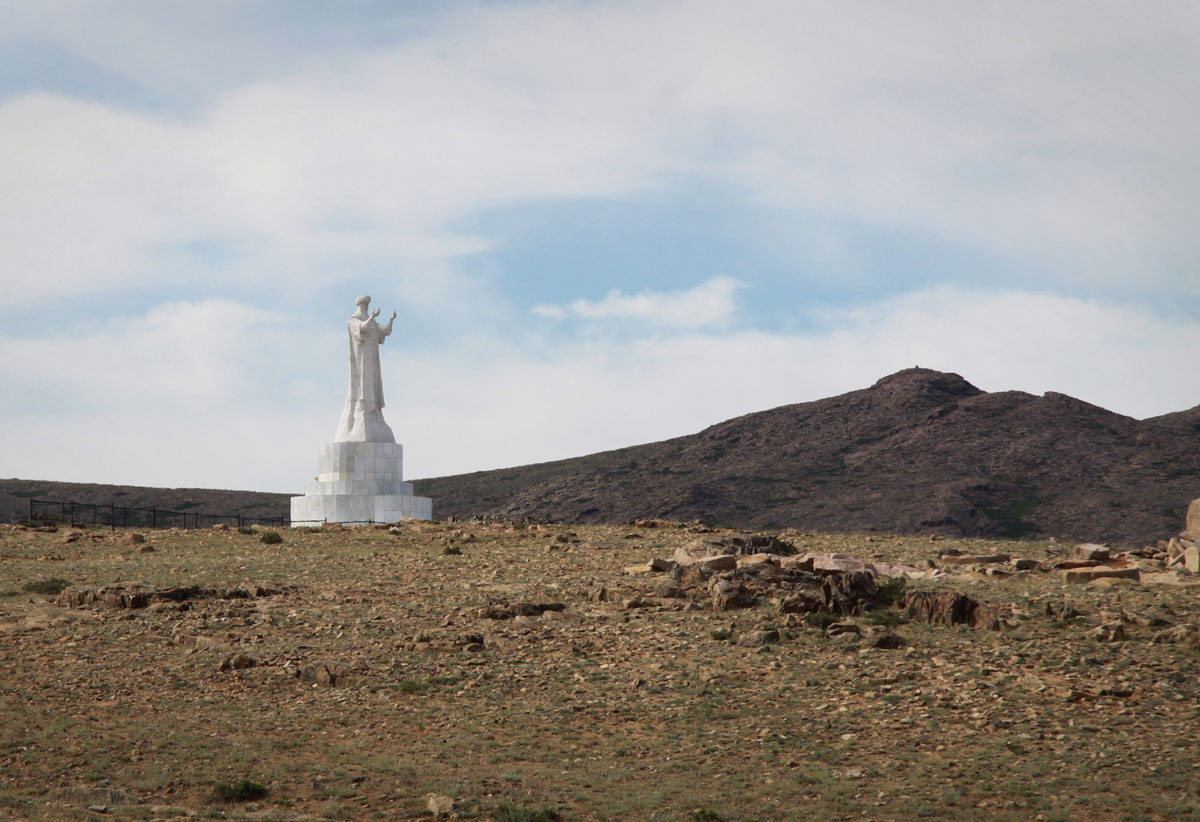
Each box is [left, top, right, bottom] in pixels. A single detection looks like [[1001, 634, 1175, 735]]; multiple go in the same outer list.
[[335, 295, 398, 443]]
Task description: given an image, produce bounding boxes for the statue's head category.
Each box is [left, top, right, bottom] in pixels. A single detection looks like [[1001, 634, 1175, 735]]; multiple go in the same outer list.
[[355, 295, 371, 309]]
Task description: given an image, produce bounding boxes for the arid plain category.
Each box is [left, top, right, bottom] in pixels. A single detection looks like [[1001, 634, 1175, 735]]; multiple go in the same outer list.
[[2, 519, 1199, 821]]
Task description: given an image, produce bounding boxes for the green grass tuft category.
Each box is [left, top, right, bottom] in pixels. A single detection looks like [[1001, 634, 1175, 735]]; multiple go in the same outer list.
[[22, 578, 72, 595], [212, 778, 268, 802], [494, 802, 562, 822], [805, 612, 840, 630], [260, 531, 283, 545]]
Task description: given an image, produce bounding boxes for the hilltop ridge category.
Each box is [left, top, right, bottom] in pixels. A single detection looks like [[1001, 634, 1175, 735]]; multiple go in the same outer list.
[[413, 368, 1200, 544]]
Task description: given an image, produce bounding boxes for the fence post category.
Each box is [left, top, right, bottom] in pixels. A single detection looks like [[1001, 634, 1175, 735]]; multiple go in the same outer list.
[[151, 507, 156, 529], [29, 499, 33, 522], [111, 503, 116, 531]]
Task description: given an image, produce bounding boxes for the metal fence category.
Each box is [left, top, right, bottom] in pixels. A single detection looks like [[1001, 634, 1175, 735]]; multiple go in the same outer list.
[[26, 498, 289, 530]]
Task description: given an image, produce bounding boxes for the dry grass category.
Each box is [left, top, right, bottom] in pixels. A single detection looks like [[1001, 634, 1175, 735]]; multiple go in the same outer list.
[[1, 519, 1198, 821]]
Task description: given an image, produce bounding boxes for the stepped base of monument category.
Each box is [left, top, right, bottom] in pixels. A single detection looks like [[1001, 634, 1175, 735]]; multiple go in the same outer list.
[[290, 491, 432, 525], [290, 440, 433, 525]]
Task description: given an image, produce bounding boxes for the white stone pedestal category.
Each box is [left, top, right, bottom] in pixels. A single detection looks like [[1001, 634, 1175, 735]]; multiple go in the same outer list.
[[290, 441, 432, 525]]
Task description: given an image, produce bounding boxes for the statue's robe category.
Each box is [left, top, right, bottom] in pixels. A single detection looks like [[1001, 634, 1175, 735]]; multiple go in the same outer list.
[[335, 313, 396, 443]]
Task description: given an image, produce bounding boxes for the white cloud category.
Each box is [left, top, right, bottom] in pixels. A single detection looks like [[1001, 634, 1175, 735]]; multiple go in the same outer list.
[[531, 276, 741, 329], [2, 0, 1198, 310]]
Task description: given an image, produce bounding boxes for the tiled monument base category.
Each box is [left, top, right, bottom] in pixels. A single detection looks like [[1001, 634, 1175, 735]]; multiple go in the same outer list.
[[290, 441, 432, 525]]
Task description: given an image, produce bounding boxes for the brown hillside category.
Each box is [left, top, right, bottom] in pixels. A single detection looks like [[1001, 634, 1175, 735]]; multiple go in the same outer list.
[[413, 368, 1200, 545], [0, 479, 290, 526]]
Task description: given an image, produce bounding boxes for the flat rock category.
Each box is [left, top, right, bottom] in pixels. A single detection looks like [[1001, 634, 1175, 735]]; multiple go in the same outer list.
[[736, 553, 780, 569], [698, 554, 738, 571], [938, 553, 1011, 566], [1062, 566, 1140, 584], [804, 553, 876, 574]]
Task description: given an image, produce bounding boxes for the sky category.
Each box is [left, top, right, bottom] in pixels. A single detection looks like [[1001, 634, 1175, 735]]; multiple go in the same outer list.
[[1, 0, 1198, 493]]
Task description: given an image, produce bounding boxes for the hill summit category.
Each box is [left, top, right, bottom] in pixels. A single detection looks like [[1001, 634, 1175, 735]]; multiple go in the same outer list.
[[413, 368, 1200, 544]]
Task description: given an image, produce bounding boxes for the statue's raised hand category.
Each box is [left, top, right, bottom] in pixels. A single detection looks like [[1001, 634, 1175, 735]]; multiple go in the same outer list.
[[370, 308, 380, 319], [391, 311, 397, 321]]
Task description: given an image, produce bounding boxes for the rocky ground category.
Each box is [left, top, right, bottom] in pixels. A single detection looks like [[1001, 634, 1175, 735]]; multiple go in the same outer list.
[[2, 519, 1199, 821]]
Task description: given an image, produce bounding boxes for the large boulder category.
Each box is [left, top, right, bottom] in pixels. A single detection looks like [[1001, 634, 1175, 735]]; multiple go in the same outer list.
[[1184, 498, 1200, 541]]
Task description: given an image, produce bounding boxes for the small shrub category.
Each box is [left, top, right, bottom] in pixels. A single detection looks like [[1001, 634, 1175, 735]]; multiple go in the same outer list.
[[867, 610, 904, 627], [709, 628, 733, 641], [494, 802, 561, 822], [22, 578, 72, 595], [398, 680, 429, 694], [212, 779, 267, 802], [691, 811, 725, 822], [875, 576, 907, 606], [237, 526, 256, 535], [260, 531, 283, 545], [444, 546, 462, 555], [805, 612, 840, 630]]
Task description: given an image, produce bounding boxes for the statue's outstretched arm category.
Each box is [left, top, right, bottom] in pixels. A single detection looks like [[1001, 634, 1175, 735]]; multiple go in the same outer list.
[[382, 310, 397, 337]]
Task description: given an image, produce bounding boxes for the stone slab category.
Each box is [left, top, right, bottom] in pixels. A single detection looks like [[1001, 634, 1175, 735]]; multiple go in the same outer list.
[[1185, 499, 1200, 541]]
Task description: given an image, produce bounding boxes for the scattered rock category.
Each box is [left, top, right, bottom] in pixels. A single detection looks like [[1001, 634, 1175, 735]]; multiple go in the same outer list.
[[709, 578, 756, 611], [805, 553, 876, 574], [137, 544, 155, 553], [479, 602, 565, 619], [587, 584, 608, 603], [297, 662, 344, 687], [738, 629, 781, 647], [777, 592, 823, 614], [1044, 601, 1081, 621], [1050, 559, 1101, 570], [1184, 544, 1200, 574], [426, 793, 458, 817], [822, 571, 877, 616], [1152, 624, 1199, 647], [1184, 498, 1200, 541], [1085, 622, 1127, 642], [901, 591, 985, 627], [867, 629, 905, 649], [1062, 566, 1140, 584], [697, 554, 738, 572], [938, 553, 1011, 566], [59, 582, 287, 610], [825, 621, 860, 637], [736, 553, 779, 569], [1011, 558, 1041, 571], [1075, 544, 1111, 561], [219, 652, 256, 671]]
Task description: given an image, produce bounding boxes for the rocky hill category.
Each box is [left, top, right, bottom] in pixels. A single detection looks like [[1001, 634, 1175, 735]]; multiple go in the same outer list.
[[412, 368, 1200, 545], [0, 478, 291, 526]]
